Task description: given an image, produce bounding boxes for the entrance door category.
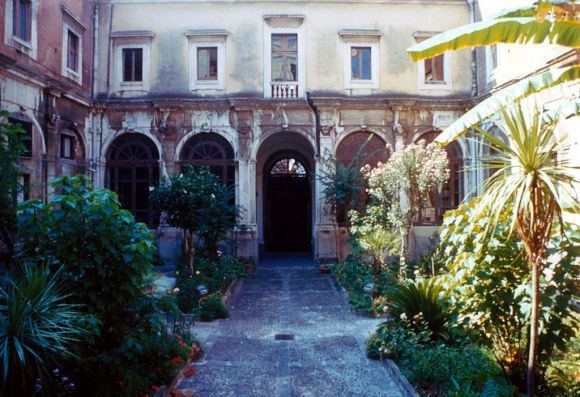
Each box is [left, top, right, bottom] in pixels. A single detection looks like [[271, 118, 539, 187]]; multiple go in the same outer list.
[[265, 156, 311, 251]]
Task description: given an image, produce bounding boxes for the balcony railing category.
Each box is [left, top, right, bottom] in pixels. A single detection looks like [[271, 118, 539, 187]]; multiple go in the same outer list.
[[271, 81, 299, 99]]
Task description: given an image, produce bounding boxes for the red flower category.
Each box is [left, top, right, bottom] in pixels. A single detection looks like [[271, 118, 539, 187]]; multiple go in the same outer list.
[[244, 263, 251, 270], [155, 367, 161, 373], [171, 357, 182, 364], [151, 385, 160, 392], [183, 367, 197, 378], [116, 380, 124, 387]]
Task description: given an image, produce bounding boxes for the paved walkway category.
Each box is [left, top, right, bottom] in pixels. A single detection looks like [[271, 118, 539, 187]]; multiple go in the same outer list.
[[179, 253, 408, 397]]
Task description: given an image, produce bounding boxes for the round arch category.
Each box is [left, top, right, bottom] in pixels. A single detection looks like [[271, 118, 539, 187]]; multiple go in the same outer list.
[[106, 133, 160, 227], [178, 132, 236, 185], [414, 130, 464, 225], [255, 131, 315, 253], [335, 130, 389, 167], [175, 129, 238, 162]]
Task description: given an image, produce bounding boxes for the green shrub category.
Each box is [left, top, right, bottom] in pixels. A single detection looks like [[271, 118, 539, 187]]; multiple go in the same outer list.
[[198, 293, 228, 321], [0, 264, 85, 396], [400, 345, 507, 396], [387, 277, 455, 341], [366, 320, 430, 360]]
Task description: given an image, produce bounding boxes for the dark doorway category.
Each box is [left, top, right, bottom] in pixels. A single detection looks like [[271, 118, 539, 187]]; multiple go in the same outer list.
[[264, 154, 311, 251]]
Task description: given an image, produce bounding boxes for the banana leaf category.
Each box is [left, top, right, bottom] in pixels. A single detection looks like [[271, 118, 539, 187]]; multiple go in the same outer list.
[[435, 65, 580, 145]]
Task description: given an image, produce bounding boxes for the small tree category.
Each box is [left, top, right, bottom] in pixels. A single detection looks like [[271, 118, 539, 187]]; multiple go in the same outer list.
[[151, 165, 238, 269], [365, 141, 449, 278], [0, 112, 26, 270]]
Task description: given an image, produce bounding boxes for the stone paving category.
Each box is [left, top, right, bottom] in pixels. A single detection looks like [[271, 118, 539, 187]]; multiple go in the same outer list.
[[180, 253, 410, 397]]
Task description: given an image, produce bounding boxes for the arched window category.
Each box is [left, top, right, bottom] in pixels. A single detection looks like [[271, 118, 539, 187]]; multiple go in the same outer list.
[[335, 131, 389, 224], [269, 157, 307, 177], [336, 131, 388, 168], [179, 133, 235, 186], [106, 134, 159, 227], [414, 131, 463, 225]]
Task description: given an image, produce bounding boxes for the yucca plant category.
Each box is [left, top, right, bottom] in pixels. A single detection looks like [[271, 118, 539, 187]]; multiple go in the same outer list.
[[0, 264, 85, 396], [473, 101, 579, 396], [389, 277, 453, 341]]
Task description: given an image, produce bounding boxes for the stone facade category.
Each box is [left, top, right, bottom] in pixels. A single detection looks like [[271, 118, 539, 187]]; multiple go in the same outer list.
[[2, 0, 492, 264]]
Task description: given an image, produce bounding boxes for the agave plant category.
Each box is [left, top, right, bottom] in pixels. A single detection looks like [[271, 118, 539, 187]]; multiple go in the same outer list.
[[0, 264, 85, 395], [388, 277, 453, 341]]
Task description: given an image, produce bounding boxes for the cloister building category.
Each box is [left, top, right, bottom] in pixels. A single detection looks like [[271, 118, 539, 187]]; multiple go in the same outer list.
[[3, 0, 574, 265]]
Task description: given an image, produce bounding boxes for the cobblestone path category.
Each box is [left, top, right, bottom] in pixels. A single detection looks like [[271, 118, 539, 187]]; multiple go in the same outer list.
[[181, 253, 409, 397]]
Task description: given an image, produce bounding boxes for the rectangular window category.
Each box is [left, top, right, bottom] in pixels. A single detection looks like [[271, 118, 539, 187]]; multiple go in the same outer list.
[[122, 48, 143, 82], [351, 47, 371, 80], [60, 135, 75, 159], [13, 0, 31, 42], [424, 55, 445, 83], [67, 30, 79, 72], [271, 34, 297, 82], [197, 47, 218, 80]]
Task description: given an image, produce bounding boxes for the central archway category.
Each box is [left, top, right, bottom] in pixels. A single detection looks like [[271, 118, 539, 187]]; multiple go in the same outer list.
[[255, 131, 315, 255], [264, 151, 311, 251]]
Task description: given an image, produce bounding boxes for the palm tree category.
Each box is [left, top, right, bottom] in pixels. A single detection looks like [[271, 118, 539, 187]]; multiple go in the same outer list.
[[472, 101, 578, 396]]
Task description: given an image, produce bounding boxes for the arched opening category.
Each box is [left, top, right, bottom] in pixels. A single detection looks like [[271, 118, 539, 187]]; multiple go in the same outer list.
[[179, 132, 235, 186], [255, 131, 315, 255], [264, 151, 311, 251], [414, 131, 464, 225], [106, 133, 159, 227], [335, 131, 389, 224]]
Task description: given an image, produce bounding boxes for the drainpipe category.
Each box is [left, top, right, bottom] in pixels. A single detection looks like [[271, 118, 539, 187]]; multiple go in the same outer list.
[[305, 92, 320, 156], [467, 0, 478, 97], [90, 2, 99, 185]]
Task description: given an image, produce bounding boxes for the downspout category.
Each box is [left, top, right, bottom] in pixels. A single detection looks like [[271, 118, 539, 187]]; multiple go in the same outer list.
[[90, 2, 99, 185], [305, 92, 320, 156], [467, 0, 478, 97]]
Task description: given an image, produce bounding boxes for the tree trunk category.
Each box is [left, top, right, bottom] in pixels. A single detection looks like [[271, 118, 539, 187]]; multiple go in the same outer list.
[[399, 226, 409, 280], [527, 259, 540, 397]]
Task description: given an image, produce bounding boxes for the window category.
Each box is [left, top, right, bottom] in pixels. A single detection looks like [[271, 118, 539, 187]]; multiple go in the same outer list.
[[263, 15, 305, 98], [272, 34, 297, 82], [179, 133, 235, 186], [112, 31, 154, 94], [186, 30, 227, 91], [415, 33, 452, 90], [424, 55, 444, 83], [486, 44, 499, 82], [106, 134, 159, 226], [60, 134, 75, 159], [122, 48, 143, 82], [270, 158, 306, 177], [351, 47, 371, 80], [197, 47, 217, 80], [339, 30, 381, 91], [62, 19, 83, 84], [67, 30, 79, 72], [13, 0, 31, 42]]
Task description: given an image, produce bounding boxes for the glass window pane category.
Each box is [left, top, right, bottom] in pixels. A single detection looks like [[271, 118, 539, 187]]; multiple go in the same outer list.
[[197, 47, 218, 80], [351, 48, 359, 79], [67, 31, 78, 71], [134, 48, 143, 81], [361, 48, 371, 80]]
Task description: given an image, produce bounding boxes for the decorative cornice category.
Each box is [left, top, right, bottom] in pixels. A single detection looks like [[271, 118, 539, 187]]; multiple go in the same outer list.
[[111, 30, 156, 39], [263, 14, 305, 28], [184, 29, 230, 38], [338, 29, 382, 38]]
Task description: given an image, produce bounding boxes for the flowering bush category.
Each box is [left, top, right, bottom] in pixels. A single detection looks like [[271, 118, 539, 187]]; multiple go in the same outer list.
[[364, 140, 449, 276]]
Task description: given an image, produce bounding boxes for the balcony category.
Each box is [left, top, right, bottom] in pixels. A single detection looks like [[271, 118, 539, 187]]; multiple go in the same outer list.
[[271, 81, 299, 99]]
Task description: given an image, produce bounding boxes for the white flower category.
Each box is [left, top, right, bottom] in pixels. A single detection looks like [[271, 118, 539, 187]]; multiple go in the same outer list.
[[148, 186, 155, 192], [173, 287, 180, 293], [400, 313, 407, 321]]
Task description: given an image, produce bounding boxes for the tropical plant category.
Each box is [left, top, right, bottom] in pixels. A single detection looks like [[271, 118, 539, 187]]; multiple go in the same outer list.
[[151, 165, 238, 269], [17, 175, 155, 343], [357, 227, 400, 281], [0, 111, 27, 270], [318, 135, 388, 229], [364, 141, 449, 277], [387, 277, 455, 341], [0, 264, 85, 396], [406, 0, 580, 144]]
